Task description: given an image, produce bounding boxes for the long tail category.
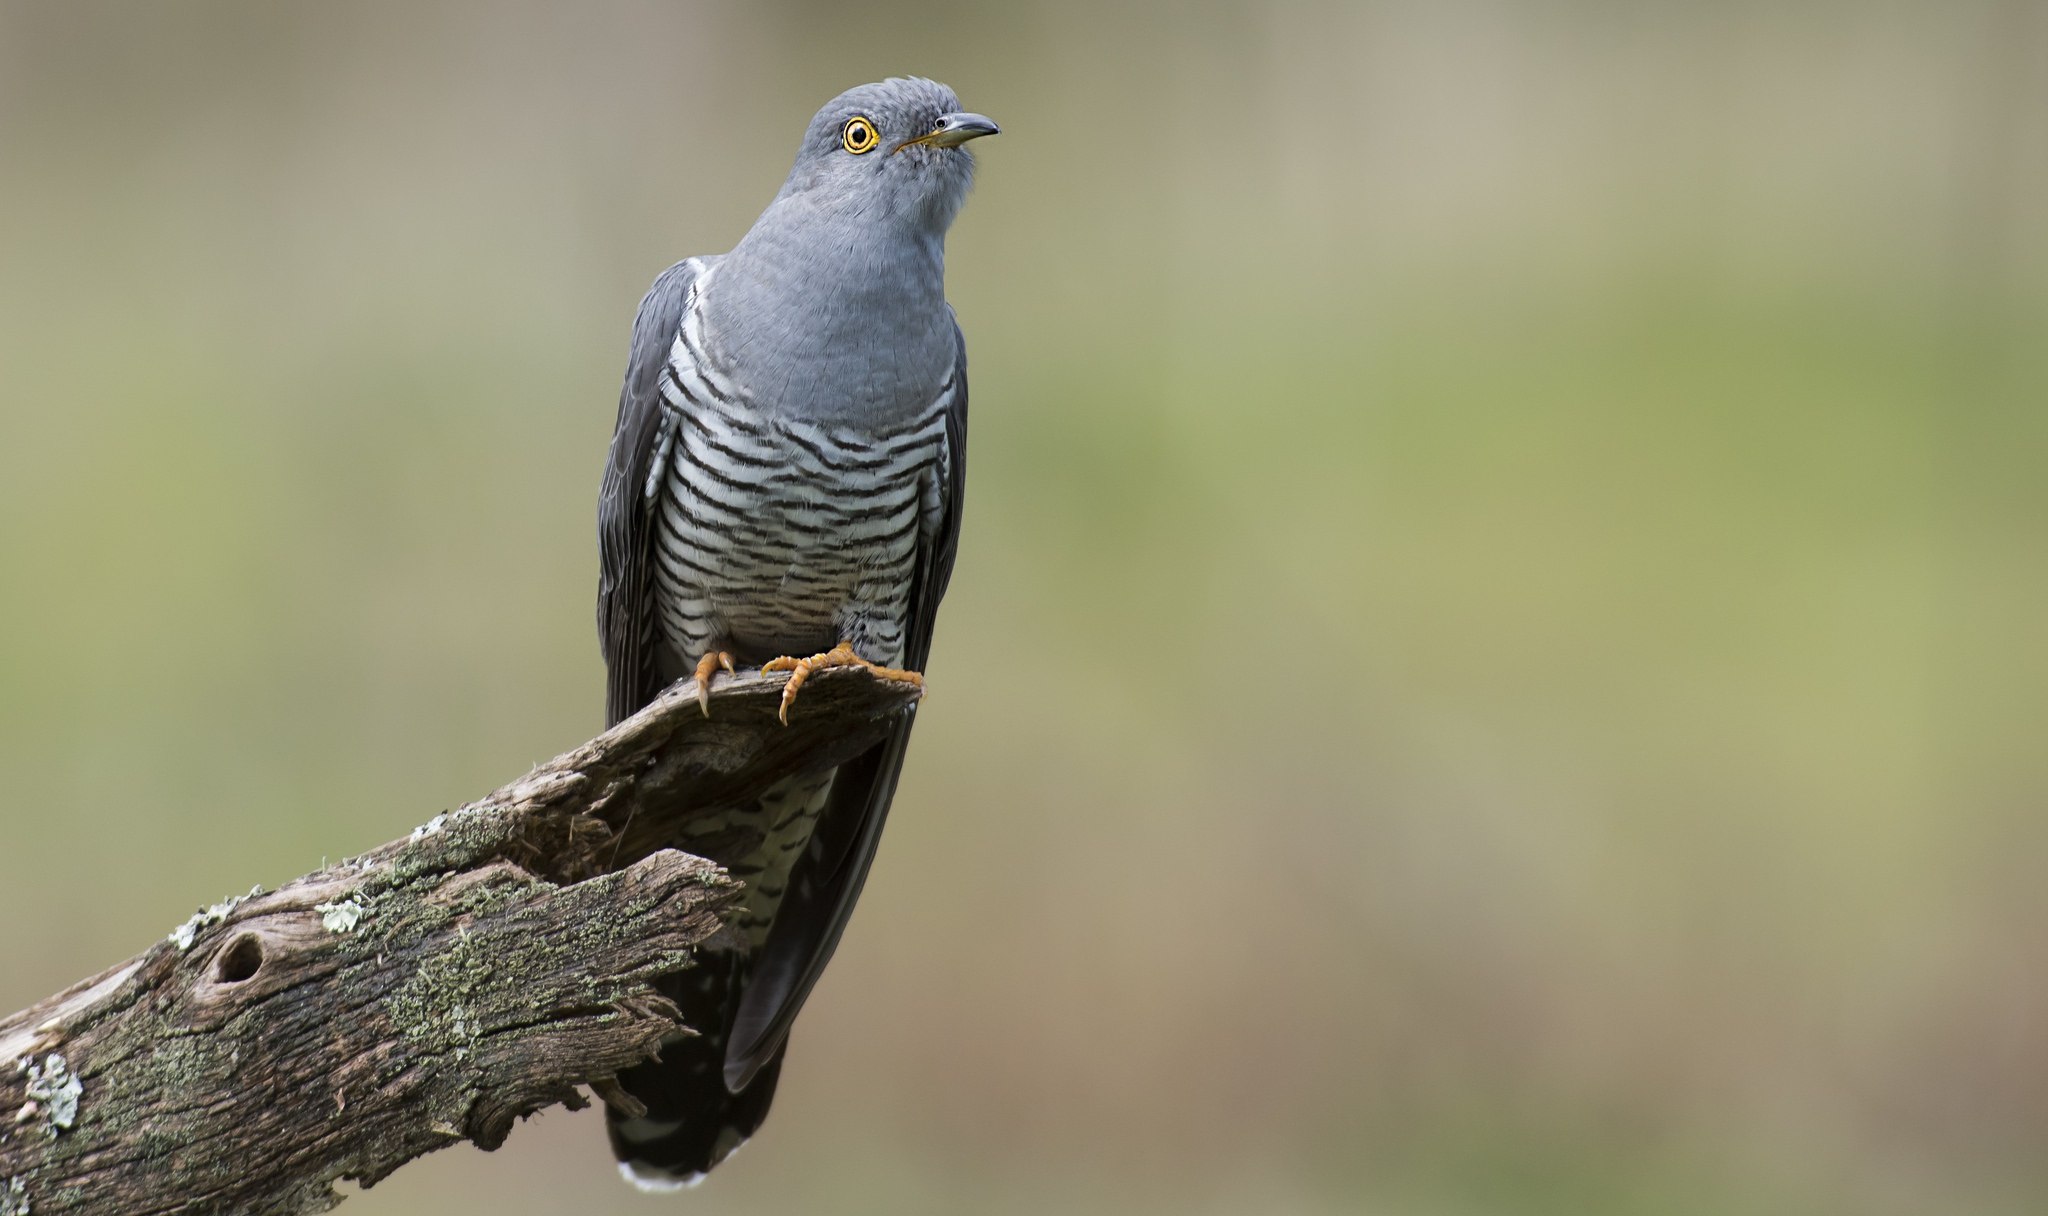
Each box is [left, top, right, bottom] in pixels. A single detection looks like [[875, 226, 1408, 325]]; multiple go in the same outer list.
[[607, 951, 787, 1189]]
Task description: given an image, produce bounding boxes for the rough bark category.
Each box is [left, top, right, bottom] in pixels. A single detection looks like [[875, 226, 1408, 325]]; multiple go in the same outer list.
[[0, 667, 921, 1216]]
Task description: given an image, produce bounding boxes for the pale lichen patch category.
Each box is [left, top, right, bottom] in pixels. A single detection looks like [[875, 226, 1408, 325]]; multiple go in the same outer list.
[[16, 1054, 80, 1136], [387, 929, 495, 1058], [169, 885, 264, 951], [145, 1037, 216, 1094], [0, 1174, 30, 1216], [409, 814, 450, 843], [317, 899, 367, 934]]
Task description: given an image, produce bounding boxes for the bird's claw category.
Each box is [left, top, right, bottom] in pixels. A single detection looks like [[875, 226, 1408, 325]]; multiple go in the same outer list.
[[761, 641, 923, 724], [691, 651, 736, 716]]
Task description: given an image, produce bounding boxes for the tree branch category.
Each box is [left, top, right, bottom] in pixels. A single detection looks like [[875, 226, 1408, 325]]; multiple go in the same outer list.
[[0, 667, 921, 1216]]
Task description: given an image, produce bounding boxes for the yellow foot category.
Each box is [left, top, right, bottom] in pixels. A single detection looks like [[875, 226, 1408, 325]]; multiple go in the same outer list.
[[690, 651, 736, 716], [760, 641, 924, 724]]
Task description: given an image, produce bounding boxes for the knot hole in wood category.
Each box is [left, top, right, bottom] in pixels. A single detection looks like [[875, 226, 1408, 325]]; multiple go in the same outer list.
[[214, 934, 264, 984]]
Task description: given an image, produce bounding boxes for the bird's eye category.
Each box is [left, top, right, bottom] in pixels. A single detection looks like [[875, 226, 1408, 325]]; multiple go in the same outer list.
[[930, 116, 947, 134], [841, 116, 879, 155]]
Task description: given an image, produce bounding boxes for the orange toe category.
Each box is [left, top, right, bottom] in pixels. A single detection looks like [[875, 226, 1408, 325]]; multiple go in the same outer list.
[[761, 641, 923, 724], [690, 650, 736, 716]]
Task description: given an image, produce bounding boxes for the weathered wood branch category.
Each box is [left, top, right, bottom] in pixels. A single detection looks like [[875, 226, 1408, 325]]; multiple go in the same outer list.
[[0, 668, 921, 1216]]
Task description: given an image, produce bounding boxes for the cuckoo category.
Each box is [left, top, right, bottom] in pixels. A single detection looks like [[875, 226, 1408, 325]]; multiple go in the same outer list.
[[594, 77, 995, 1189]]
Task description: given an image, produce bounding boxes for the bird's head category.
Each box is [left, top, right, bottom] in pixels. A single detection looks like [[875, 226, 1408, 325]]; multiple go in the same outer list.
[[777, 77, 999, 233]]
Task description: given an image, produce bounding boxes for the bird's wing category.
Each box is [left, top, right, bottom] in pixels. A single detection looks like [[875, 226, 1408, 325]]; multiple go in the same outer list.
[[597, 258, 706, 728], [724, 320, 970, 1090], [910, 314, 972, 670]]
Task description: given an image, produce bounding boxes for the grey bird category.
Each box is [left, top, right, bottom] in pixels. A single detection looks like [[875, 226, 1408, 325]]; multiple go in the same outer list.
[[594, 77, 995, 1189]]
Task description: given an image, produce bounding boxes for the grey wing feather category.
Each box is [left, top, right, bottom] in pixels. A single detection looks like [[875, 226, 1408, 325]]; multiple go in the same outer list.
[[911, 315, 971, 663], [724, 320, 970, 1090], [597, 258, 705, 728]]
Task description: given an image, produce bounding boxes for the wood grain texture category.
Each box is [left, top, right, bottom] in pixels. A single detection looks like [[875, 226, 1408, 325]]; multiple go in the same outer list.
[[0, 667, 921, 1215]]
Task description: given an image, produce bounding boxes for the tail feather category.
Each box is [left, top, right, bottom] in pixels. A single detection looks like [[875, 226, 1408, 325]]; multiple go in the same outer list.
[[726, 722, 912, 1089], [607, 951, 787, 1187]]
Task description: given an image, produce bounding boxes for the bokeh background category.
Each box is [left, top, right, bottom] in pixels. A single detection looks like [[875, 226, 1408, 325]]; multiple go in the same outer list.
[[4, 2, 2046, 1212]]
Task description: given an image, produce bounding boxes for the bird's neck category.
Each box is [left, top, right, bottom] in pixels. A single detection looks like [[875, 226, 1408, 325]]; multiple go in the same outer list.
[[705, 201, 956, 423], [734, 196, 948, 315]]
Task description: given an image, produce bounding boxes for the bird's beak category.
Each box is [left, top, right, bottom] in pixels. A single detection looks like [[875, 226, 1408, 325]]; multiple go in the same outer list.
[[895, 112, 1001, 153]]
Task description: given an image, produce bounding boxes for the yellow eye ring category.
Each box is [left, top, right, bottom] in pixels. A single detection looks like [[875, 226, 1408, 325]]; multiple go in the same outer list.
[[841, 115, 880, 155]]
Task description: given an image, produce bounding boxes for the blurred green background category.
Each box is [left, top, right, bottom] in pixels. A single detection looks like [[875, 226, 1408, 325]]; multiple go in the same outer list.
[[3, 1, 2046, 1212]]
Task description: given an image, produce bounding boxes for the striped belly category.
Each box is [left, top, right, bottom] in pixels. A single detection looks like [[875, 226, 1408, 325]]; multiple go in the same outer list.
[[650, 402, 943, 670]]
